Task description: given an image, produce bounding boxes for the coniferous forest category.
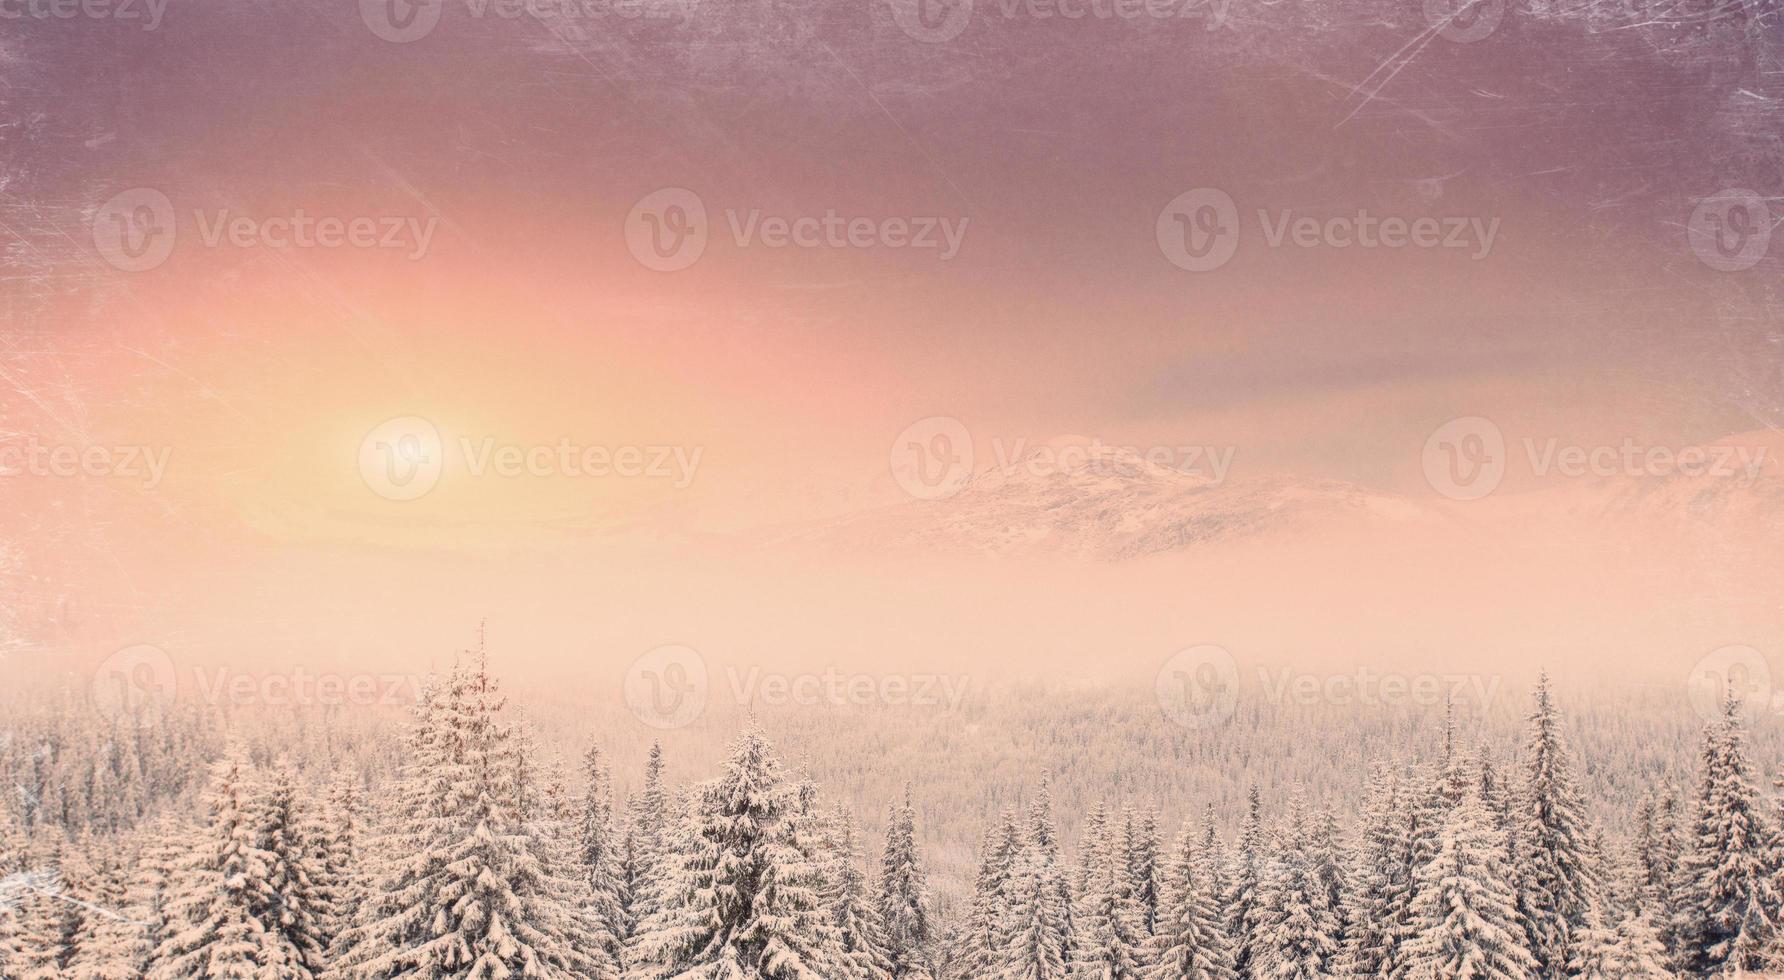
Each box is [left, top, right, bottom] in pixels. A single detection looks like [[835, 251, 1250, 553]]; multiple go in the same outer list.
[[1, 644, 1780, 980]]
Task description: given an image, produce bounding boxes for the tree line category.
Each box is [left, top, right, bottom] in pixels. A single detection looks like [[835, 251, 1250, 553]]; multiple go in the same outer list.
[[0, 650, 1780, 979]]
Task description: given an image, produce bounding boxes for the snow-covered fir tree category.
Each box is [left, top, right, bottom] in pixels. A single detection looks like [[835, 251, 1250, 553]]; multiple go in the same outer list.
[[146, 751, 274, 979], [1247, 797, 1338, 980], [1145, 817, 1233, 980], [312, 774, 364, 961], [1027, 772, 1076, 967], [957, 808, 1021, 978], [1517, 671, 1600, 980], [1673, 691, 1779, 976], [626, 725, 837, 980], [1228, 787, 1267, 980], [1006, 846, 1071, 980], [1129, 807, 1162, 939], [879, 784, 936, 980], [623, 739, 673, 968], [1568, 903, 1676, 980], [580, 743, 632, 972], [332, 648, 614, 979], [1399, 790, 1535, 980], [824, 804, 896, 980], [254, 764, 330, 978], [65, 839, 147, 980], [1070, 797, 1148, 980]]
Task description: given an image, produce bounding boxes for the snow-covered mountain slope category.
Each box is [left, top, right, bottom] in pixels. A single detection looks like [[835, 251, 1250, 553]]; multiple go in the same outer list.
[[772, 443, 1430, 561]]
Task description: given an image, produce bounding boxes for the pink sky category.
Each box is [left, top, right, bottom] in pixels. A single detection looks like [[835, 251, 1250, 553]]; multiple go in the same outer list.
[[2, 0, 1779, 689]]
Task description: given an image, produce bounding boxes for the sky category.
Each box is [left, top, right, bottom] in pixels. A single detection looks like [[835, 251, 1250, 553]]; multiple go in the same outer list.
[[1, 0, 1780, 696]]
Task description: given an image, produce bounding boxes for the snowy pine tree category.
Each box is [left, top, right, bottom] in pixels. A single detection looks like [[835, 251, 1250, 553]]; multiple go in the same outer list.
[[1674, 690, 1779, 976], [1145, 817, 1233, 980], [254, 765, 330, 978], [579, 743, 631, 972], [1028, 772, 1076, 966], [1248, 797, 1338, 980], [333, 647, 613, 979], [824, 805, 896, 980], [1070, 798, 1147, 980], [1516, 671, 1600, 979], [1006, 847, 1071, 980], [879, 785, 935, 980], [1228, 787, 1267, 980], [626, 725, 838, 980], [958, 809, 1021, 978], [1129, 807, 1162, 939], [147, 752, 274, 980], [1400, 791, 1535, 980], [1568, 904, 1675, 980], [66, 839, 147, 980], [312, 774, 364, 960]]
